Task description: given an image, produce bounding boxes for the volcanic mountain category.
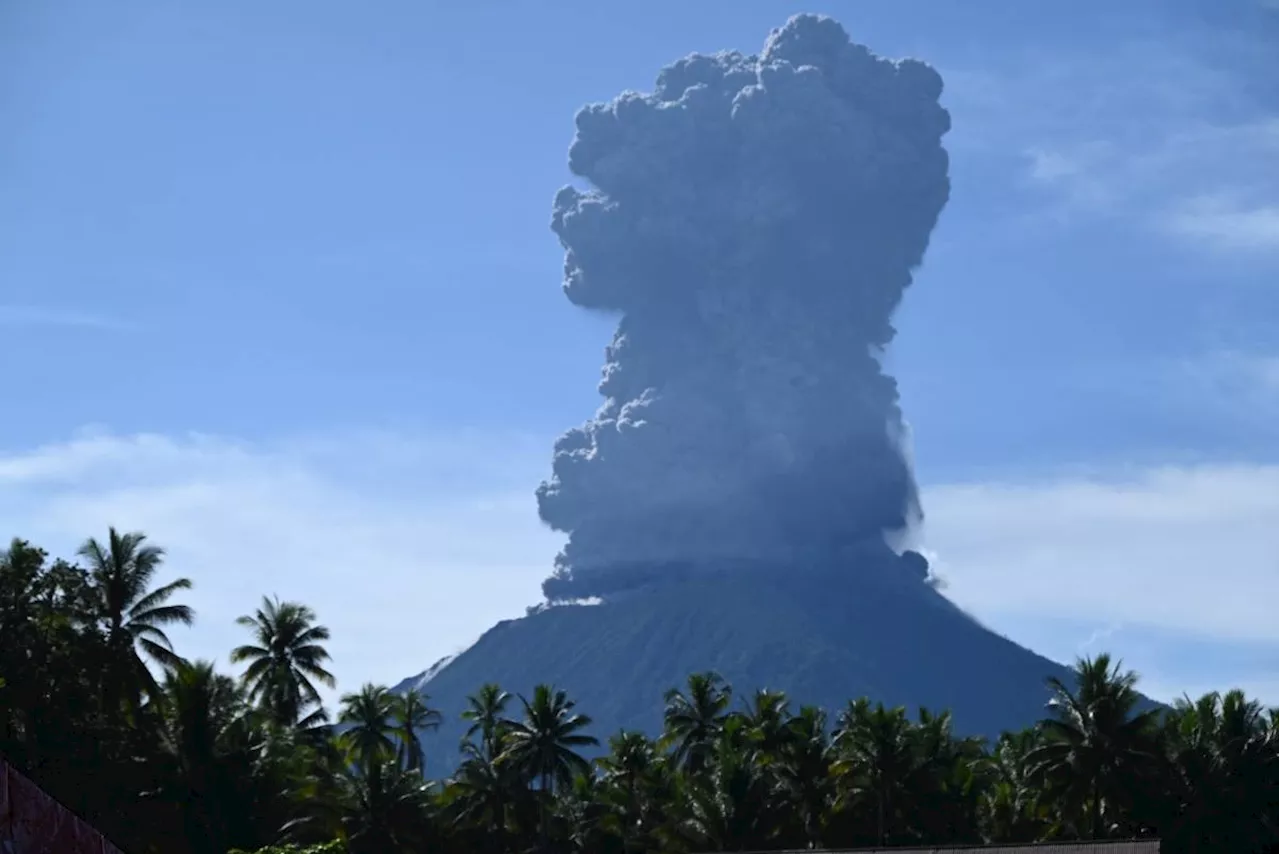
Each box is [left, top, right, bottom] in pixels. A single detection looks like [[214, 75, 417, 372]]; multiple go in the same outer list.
[[393, 15, 1077, 766], [394, 562, 1076, 771]]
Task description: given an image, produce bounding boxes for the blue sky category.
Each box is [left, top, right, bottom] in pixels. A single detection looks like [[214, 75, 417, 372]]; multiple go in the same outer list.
[[2, 0, 1276, 706]]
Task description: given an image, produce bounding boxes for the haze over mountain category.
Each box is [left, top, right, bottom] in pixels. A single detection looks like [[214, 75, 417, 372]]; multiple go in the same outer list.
[[391, 15, 1093, 760]]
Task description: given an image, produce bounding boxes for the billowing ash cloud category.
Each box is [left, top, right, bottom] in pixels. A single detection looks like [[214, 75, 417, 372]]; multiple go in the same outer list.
[[537, 14, 951, 600]]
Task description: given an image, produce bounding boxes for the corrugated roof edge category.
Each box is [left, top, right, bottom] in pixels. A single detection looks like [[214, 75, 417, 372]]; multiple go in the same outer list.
[[697, 840, 1161, 854]]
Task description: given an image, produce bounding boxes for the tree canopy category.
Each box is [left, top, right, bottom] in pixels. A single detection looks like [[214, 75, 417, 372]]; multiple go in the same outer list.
[[0, 532, 1273, 854]]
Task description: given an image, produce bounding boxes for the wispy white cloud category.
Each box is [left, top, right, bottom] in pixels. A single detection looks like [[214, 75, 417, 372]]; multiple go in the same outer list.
[[2, 430, 1274, 703], [0, 305, 128, 330], [925, 462, 1278, 704], [1022, 142, 1123, 210], [1171, 350, 1279, 414], [1166, 193, 1280, 252], [924, 463, 1278, 644], [0, 430, 560, 700], [1021, 119, 1277, 251], [946, 42, 1278, 254]]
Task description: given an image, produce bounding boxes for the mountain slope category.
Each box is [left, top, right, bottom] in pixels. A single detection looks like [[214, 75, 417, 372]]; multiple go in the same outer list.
[[398, 565, 1078, 774]]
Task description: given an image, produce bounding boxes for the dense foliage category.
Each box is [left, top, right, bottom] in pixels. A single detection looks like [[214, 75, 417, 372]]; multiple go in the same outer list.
[[1, 532, 1275, 853]]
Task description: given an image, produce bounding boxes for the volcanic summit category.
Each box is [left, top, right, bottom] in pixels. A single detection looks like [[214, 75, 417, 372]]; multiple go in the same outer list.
[[396, 14, 1073, 760]]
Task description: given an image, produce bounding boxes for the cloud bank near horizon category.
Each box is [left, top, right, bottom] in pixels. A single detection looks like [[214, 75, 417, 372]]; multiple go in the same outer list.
[[1, 429, 1274, 704], [0, 430, 556, 697]]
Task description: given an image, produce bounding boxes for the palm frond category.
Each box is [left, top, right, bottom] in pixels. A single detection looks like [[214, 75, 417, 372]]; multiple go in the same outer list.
[[139, 636, 187, 671], [129, 577, 194, 615], [76, 537, 111, 572], [131, 624, 175, 650], [132, 602, 196, 627], [229, 644, 270, 663], [293, 625, 332, 644]]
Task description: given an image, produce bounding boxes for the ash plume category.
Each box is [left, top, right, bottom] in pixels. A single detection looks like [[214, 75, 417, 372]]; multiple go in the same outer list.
[[537, 14, 951, 600]]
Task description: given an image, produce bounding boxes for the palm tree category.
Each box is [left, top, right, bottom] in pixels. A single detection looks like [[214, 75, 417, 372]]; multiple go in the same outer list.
[[462, 682, 512, 762], [595, 730, 674, 850], [335, 757, 434, 854], [150, 659, 248, 854], [338, 683, 397, 771], [78, 528, 194, 697], [273, 729, 353, 846], [230, 596, 335, 728], [831, 698, 915, 845], [1028, 654, 1161, 839], [503, 684, 598, 847], [1159, 690, 1278, 852], [390, 688, 442, 774], [905, 708, 986, 845], [980, 729, 1050, 843], [661, 671, 732, 774], [740, 688, 794, 760], [557, 771, 614, 854], [678, 716, 779, 851], [597, 730, 662, 797], [504, 684, 598, 793], [776, 705, 834, 848], [445, 740, 525, 853]]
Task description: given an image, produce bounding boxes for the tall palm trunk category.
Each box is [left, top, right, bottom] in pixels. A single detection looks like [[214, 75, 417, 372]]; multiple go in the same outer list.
[[1090, 776, 1102, 839], [539, 770, 552, 852], [873, 772, 888, 844]]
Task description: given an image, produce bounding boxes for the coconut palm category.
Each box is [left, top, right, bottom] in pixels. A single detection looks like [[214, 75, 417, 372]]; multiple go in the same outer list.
[[154, 659, 245, 770], [1158, 689, 1278, 852], [445, 740, 526, 853], [831, 698, 916, 845], [461, 682, 512, 762], [338, 683, 397, 770], [980, 729, 1051, 843], [390, 687, 442, 774], [503, 684, 598, 847], [503, 684, 598, 794], [77, 528, 194, 694], [678, 716, 779, 851], [661, 671, 732, 774], [776, 705, 834, 848], [230, 596, 335, 728], [557, 771, 616, 854], [593, 730, 676, 849], [335, 757, 434, 854], [150, 659, 249, 854], [905, 707, 987, 845], [739, 688, 795, 760], [1028, 654, 1161, 839], [597, 730, 662, 794]]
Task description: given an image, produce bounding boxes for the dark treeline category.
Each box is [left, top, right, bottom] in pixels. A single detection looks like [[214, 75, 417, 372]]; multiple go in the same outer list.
[[1, 530, 1275, 854]]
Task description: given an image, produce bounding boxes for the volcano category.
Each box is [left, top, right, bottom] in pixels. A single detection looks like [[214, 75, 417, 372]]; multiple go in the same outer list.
[[394, 561, 1075, 770], [394, 15, 1077, 764]]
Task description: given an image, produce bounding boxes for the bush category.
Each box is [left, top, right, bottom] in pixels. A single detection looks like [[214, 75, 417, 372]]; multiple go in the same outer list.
[[229, 842, 345, 854]]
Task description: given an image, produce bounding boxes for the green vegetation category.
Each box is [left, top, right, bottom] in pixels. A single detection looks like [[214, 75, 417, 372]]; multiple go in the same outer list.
[[1, 531, 1275, 853]]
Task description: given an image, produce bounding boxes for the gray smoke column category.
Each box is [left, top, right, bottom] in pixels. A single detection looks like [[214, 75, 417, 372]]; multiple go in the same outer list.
[[537, 14, 951, 600]]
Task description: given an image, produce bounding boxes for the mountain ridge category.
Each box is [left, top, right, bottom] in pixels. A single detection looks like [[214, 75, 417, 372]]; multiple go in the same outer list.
[[393, 561, 1083, 776]]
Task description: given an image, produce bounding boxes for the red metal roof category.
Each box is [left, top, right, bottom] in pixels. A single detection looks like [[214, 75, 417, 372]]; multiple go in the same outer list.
[[0, 759, 125, 854]]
